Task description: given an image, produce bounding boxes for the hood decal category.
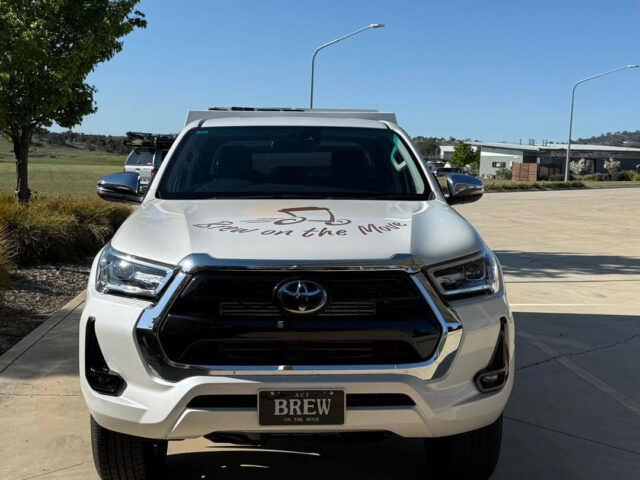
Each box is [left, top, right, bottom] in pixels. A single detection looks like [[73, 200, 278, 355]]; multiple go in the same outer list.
[[194, 205, 408, 238], [111, 199, 483, 264]]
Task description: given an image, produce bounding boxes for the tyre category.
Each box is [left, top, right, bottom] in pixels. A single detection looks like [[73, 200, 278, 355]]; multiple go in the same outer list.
[[424, 415, 503, 480], [91, 417, 168, 480]]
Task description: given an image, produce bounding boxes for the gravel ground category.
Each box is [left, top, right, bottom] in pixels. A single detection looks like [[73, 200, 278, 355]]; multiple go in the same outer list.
[[0, 261, 91, 355]]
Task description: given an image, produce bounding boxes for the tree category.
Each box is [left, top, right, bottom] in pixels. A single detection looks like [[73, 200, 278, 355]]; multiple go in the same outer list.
[[0, 1, 146, 204], [449, 141, 480, 170], [569, 158, 587, 177], [412, 136, 440, 157], [603, 158, 621, 176]]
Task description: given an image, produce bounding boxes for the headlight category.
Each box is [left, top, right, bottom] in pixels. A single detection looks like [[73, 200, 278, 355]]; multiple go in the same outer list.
[[426, 248, 499, 297], [96, 245, 174, 298]]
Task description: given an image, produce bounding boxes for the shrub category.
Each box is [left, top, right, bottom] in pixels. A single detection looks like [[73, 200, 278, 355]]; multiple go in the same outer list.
[[0, 224, 13, 291], [0, 195, 131, 266], [484, 181, 585, 192], [613, 170, 635, 181], [582, 170, 637, 181], [494, 168, 512, 180], [581, 173, 604, 181]]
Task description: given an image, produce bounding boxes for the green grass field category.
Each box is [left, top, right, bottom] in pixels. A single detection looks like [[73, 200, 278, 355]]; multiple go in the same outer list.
[[0, 137, 124, 198]]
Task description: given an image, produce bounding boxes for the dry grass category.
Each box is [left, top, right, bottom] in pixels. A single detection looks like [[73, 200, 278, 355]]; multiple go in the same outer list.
[[0, 224, 13, 290], [0, 195, 130, 267]]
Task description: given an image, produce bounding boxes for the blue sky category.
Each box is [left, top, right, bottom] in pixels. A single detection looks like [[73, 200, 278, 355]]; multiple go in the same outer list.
[[66, 0, 640, 142]]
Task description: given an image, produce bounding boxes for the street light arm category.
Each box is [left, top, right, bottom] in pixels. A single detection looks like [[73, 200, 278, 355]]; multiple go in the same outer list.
[[572, 65, 639, 92], [309, 24, 384, 108], [564, 64, 639, 181], [312, 25, 373, 58]]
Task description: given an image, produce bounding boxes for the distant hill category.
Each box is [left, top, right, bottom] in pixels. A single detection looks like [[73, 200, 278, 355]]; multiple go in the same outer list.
[[575, 130, 640, 147], [23, 129, 640, 157], [32, 130, 130, 155]]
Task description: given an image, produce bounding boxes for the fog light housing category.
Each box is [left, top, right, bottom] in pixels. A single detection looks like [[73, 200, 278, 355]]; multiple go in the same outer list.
[[476, 371, 507, 392], [474, 317, 509, 393], [85, 317, 126, 396]]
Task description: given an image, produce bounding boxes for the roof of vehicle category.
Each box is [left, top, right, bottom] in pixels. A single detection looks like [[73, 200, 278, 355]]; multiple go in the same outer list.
[[185, 107, 397, 127], [197, 116, 390, 130]]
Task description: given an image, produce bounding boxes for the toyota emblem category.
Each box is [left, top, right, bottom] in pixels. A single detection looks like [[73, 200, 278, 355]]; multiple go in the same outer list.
[[275, 280, 328, 314]]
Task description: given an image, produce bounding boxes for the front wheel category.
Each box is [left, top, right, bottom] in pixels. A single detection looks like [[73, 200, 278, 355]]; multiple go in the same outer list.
[[424, 415, 503, 480], [91, 417, 168, 480]]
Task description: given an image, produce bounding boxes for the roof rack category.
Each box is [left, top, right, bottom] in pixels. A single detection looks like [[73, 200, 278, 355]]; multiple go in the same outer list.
[[208, 106, 306, 112], [185, 107, 397, 126], [124, 132, 177, 150]]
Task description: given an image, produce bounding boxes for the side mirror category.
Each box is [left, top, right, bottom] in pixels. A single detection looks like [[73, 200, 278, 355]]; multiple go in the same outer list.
[[97, 172, 143, 204], [446, 173, 483, 205]]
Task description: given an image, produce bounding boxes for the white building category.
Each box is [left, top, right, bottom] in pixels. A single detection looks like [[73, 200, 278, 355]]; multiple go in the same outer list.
[[437, 144, 477, 161], [436, 144, 510, 176], [467, 141, 640, 179]]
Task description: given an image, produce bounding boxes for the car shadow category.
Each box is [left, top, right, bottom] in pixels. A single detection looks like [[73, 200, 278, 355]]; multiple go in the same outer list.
[[494, 250, 640, 279], [165, 437, 426, 479], [161, 310, 640, 480]]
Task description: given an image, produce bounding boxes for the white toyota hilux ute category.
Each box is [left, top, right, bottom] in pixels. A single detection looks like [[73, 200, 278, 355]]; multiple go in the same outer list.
[[84, 108, 514, 480]]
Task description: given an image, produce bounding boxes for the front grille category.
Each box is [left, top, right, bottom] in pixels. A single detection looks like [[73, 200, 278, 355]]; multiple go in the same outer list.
[[171, 338, 424, 366], [158, 270, 441, 367]]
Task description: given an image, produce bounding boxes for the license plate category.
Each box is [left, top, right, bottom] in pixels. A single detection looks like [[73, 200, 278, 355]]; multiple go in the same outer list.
[[258, 390, 345, 426]]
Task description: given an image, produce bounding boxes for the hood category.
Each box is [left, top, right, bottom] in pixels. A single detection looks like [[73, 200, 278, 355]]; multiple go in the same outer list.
[[111, 199, 484, 267]]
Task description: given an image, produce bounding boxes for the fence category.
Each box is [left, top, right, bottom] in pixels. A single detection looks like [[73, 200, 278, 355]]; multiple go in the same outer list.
[[512, 162, 537, 181]]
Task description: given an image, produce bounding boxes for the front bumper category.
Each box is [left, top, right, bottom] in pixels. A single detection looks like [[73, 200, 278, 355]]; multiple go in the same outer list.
[[80, 257, 514, 439], [84, 371, 513, 440]]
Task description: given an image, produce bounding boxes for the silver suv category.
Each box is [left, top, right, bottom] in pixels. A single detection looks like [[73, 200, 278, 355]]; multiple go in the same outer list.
[[123, 132, 175, 191]]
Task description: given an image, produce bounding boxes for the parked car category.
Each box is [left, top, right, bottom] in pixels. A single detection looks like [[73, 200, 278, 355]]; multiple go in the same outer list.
[[123, 132, 176, 192], [86, 107, 513, 480], [436, 166, 462, 177], [424, 161, 440, 173]]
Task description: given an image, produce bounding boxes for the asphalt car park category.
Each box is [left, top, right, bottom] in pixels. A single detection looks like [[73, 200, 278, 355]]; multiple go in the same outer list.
[[1, 187, 639, 479]]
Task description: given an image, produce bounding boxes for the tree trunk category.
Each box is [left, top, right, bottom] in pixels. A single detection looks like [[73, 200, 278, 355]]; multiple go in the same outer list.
[[13, 128, 32, 205]]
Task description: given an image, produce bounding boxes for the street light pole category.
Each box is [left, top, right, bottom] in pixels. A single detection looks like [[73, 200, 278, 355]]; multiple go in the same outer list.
[[310, 23, 385, 109], [564, 64, 639, 181]]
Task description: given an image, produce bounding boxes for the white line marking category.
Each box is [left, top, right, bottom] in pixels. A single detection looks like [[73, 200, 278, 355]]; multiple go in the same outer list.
[[519, 330, 640, 417], [510, 303, 609, 306]]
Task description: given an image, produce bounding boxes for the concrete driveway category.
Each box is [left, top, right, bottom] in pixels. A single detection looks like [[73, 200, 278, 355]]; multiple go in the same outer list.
[[1, 188, 639, 479]]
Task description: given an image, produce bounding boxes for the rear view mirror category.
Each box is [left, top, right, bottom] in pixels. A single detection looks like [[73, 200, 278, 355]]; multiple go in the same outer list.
[[97, 172, 143, 204], [446, 173, 483, 205]]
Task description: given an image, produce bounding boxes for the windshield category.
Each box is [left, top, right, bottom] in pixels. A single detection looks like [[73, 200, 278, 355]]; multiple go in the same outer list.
[[156, 127, 430, 200]]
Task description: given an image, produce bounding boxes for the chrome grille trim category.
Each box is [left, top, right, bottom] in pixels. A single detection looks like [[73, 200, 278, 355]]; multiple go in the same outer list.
[[178, 253, 425, 274], [135, 254, 463, 382], [219, 299, 376, 317]]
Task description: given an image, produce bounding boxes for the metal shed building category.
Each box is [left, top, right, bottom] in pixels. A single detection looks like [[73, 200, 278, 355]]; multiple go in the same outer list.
[[467, 141, 640, 179]]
